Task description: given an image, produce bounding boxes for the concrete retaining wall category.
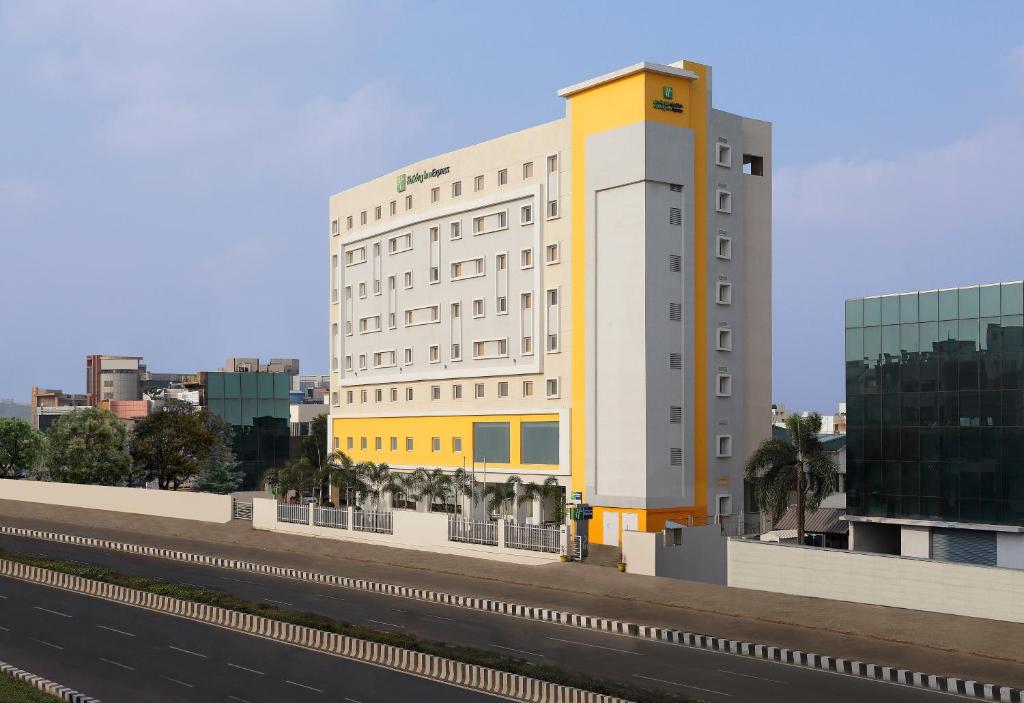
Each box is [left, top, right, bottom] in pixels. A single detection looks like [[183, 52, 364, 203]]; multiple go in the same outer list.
[[621, 525, 727, 584], [0, 557, 626, 703], [253, 498, 562, 565], [0, 479, 231, 523], [0, 660, 100, 702], [728, 537, 1024, 623]]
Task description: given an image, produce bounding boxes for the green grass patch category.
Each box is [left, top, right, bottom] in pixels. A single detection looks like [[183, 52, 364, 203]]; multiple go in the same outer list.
[[0, 548, 701, 703], [0, 668, 66, 702]]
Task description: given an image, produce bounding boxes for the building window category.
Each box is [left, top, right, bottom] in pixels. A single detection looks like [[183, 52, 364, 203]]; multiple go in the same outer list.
[[498, 168, 508, 186], [716, 189, 732, 214], [547, 199, 559, 218], [346, 390, 353, 404], [473, 338, 508, 359], [431, 385, 441, 400], [451, 343, 461, 361], [716, 143, 732, 168], [404, 271, 413, 289], [375, 436, 382, 450], [358, 281, 366, 298], [430, 226, 439, 243], [545, 243, 560, 264], [520, 204, 533, 225], [430, 266, 440, 283], [429, 345, 440, 363], [405, 194, 413, 210], [520, 248, 533, 269], [405, 387, 413, 401], [497, 296, 507, 314], [497, 381, 509, 398], [390, 436, 398, 450], [375, 388, 383, 402], [360, 437, 367, 450], [717, 328, 733, 351], [406, 437, 414, 451], [716, 234, 732, 260], [523, 380, 533, 397], [452, 384, 462, 399], [474, 175, 484, 191], [404, 347, 413, 365], [547, 154, 558, 173], [522, 335, 533, 354], [716, 281, 733, 305], [346, 215, 353, 230], [390, 387, 398, 401], [331, 219, 339, 235], [450, 221, 461, 240], [716, 373, 733, 397], [545, 378, 560, 399], [432, 437, 441, 452], [474, 383, 485, 399], [360, 390, 367, 403], [453, 437, 463, 452], [451, 301, 461, 319], [331, 391, 339, 405], [473, 298, 485, 318], [347, 437, 354, 449], [716, 434, 733, 458], [452, 181, 462, 197], [358, 354, 367, 370], [743, 154, 765, 176], [523, 161, 533, 179], [345, 355, 352, 371], [375, 205, 382, 220], [431, 187, 439, 203], [360, 210, 367, 225], [390, 200, 397, 215]]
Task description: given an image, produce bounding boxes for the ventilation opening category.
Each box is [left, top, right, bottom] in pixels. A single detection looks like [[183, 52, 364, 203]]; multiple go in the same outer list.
[[670, 406, 682, 424], [669, 353, 682, 370], [669, 183, 682, 192], [743, 154, 764, 176], [669, 303, 682, 321], [669, 255, 681, 272], [669, 207, 682, 226], [670, 449, 683, 466]]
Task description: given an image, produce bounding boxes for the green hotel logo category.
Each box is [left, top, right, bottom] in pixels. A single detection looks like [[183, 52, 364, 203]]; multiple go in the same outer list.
[[395, 165, 451, 192], [663, 86, 673, 99], [397, 174, 406, 192]]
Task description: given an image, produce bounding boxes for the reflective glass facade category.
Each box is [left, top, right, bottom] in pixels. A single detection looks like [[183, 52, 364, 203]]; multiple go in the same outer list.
[[205, 372, 290, 490], [846, 283, 1024, 527]]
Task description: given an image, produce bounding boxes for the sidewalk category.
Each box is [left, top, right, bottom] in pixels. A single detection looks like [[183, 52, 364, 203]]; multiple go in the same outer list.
[[0, 498, 1020, 688]]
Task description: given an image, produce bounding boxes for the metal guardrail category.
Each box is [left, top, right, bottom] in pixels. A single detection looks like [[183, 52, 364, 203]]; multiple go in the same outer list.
[[314, 505, 348, 530], [232, 499, 253, 520], [276, 503, 308, 524], [574, 534, 589, 560], [447, 517, 498, 546], [505, 521, 562, 553], [352, 510, 393, 534]]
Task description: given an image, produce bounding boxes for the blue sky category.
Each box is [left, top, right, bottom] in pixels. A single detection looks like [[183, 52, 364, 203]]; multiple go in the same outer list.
[[1, 1, 1023, 412]]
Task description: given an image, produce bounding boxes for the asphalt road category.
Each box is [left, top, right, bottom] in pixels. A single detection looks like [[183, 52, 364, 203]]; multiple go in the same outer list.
[[0, 573, 503, 703], [0, 534, 969, 703]]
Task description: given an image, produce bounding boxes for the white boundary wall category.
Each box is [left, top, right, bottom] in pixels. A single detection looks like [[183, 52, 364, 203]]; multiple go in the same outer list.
[[728, 537, 1024, 623], [0, 479, 231, 523], [252, 499, 561, 565]]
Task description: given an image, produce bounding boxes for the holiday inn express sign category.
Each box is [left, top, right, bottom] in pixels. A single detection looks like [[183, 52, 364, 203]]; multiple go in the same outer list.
[[397, 165, 451, 192]]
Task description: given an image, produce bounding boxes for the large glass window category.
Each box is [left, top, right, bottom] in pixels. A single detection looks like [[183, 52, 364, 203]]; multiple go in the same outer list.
[[473, 422, 510, 463], [845, 298, 863, 328], [521, 421, 559, 464]]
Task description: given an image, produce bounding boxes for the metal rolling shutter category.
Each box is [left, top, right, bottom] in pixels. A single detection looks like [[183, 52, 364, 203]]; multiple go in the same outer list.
[[930, 528, 996, 566]]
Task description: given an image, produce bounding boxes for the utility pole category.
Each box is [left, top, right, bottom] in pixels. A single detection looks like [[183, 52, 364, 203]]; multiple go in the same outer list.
[[796, 419, 805, 546]]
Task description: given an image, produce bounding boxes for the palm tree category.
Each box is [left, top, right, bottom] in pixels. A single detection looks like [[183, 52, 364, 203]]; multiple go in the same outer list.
[[482, 475, 521, 519], [359, 461, 392, 510], [328, 451, 366, 507], [451, 467, 476, 516], [386, 469, 422, 510], [744, 413, 840, 545], [522, 476, 564, 524], [263, 458, 317, 502], [419, 468, 453, 512]]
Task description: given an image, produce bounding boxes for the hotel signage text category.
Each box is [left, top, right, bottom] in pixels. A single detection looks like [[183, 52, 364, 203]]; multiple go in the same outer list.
[[397, 165, 451, 192]]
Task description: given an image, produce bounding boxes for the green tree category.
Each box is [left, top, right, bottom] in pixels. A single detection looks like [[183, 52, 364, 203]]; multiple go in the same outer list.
[[386, 469, 422, 510], [45, 408, 131, 485], [522, 476, 564, 524], [327, 451, 366, 506], [263, 457, 318, 500], [359, 461, 392, 510], [482, 476, 521, 518], [744, 412, 840, 544], [450, 467, 477, 516], [419, 468, 453, 512], [301, 414, 328, 470], [192, 445, 244, 494], [131, 400, 221, 490], [0, 418, 47, 479]]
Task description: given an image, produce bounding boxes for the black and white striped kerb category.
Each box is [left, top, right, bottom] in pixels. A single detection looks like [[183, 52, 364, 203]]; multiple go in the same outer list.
[[1, 524, 1020, 703], [1, 660, 100, 702]]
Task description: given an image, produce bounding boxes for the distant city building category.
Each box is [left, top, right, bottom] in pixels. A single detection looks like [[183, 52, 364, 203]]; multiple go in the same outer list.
[[0, 399, 30, 421], [772, 403, 846, 434], [222, 358, 299, 376], [290, 402, 327, 438], [30, 387, 89, 430], [846, 283, 1024, 569], [85, 355, 145, 406], [99, 399, 151, 424]]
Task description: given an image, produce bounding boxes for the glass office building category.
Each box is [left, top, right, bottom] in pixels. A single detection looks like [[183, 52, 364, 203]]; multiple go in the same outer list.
[[845, 283, 1024, 567], [204, 372, 290, 490]]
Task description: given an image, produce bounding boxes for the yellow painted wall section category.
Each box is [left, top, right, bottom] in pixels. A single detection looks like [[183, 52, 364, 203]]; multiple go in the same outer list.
[[590, 505, 709, 546], [566, 63, 710, 526], [331, 414, 560, 471]]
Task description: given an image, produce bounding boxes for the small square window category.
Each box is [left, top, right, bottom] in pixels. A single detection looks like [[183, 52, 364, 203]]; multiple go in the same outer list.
[[452, 181, 462, 197], [496, 296, 507, 314], [390, 387, 398, 401], [522, 335, 533, 355], [405, 194, 413, 210], [375, 436, 382, 450], [474, 383, 485, 399], [716, 234, 732, 260], [520, 204, 533, 225], [473, 298, 485, 318], [375, 388, 383, 402], [498, 168, 508, 186], [404, 347, 413, 365], [390, 436, 398, 450], [405, 387, 413, 401], [358, 354, 367, 370], [520, 248, 533, 269], [547, 200, 559, 218], [452, 384, 462, 399], [716, 143, 732, 168], [346, 390, 353, 404], [432, 437, 441, 452], [451, 343, 461, 360], [450, 221, 461, 240], [375, 205, 382, 220], [496, 253, 507, 271], [453, 437, 463, 452], [716, 373, 733, 397], [716, 434, 733, 458], [474, 175, 484, 192], [547, 154, 558, 173], [360, 211, 367, 225], [331, 391, 339, 405], [716, 281, 733, 305], [716, 189, 732, 214], [429, 345, 440, 363], [347, 437, 353, 449], [545, 243, 560, 264], [717, 328, 733, 351], [523, 161, 533, 179], [523, 380, 533, 397], [331, 219, 339, 235], [360, 389, 367, 403], [498, 381, 508, 398], [358, 282, 367, 298], [360, 437, 367, 450], [404, 271, 413, 289], [743, 154, 765, 176], [390, 200, 397, 215], [346, 215, 353, 229], [545, 377, 560, 399], [431, 187, 439, 203], [406, 437, 414, 451]]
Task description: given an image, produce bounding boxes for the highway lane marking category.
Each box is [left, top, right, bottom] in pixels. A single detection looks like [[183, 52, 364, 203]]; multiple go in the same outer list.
[[316, 594, 345, 601], [633, 674, 732, 697], [0, 594, 7, 598], [344, 698, 363, 703], [425, 614, 457, 623], [161, 675, 194, 688], [264, 598, 294, 606], [718, 668, 787, 685], [0, 625, 9, 631], [34, 606, 72, 618], [99, 657, 135, 671], [227, 663, 265, 675], [220, 576, 260, 585], [390, 608, 407, 613], [286, 680, 324, 693], [228, 697, 253, 703], [546, 637, 641, 655], [366, 618, 404, 628], [491, 644, 546, 658], [30, 637, 63, 650], [169, 645, 208, 658], [97, 625, 135, 637]]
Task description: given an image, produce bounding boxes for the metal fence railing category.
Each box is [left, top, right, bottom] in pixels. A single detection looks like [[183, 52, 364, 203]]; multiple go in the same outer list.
[[232, 499, 253, 520], [505, 521, 562, 553], [574, 534, 589, 560], [276, 503, 308, 525], [352, 510, 393, 534], [447, 517, 498, 546], [314, 506, 348, 530]]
